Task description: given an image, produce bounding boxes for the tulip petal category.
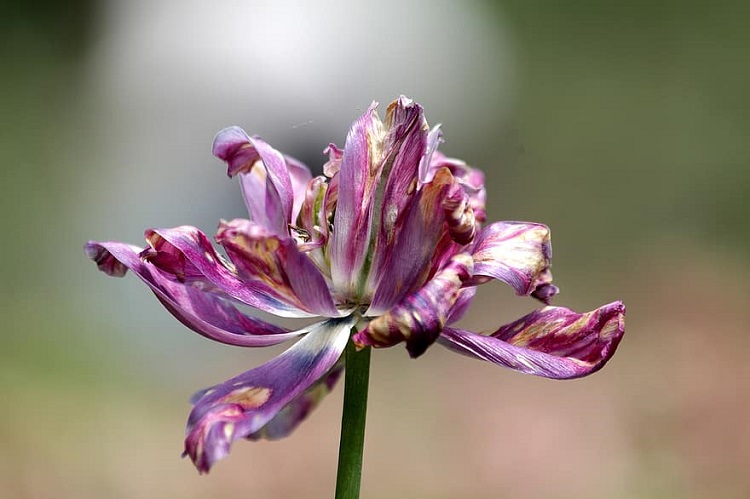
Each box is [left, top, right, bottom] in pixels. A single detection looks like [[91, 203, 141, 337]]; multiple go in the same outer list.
[[438, 301, 625, 379], [294, 176, 333, 276], [329, 102, 385, 299], [428, 151, 487, 223], [417, 124, 443, 185], [468, 221, 558, 303], [248, 360, 343, 441], [184, 317, 354, 473], [368, 167, 458, 315], [143, 226, 316, 318], [372, 97, 427, 258], [282, 154, 313, 224], [84, 241, 302, 346], [354, 253, 473, 358], [366, 98, 432, 299], [446, 286, 477, 325], [322, 143, 343, 177], [212, 127, 296, 235], [216, 219, 342, 317]]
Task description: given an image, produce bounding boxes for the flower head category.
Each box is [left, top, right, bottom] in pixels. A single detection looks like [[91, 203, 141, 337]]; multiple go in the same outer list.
[[85, 96, 624, 473]]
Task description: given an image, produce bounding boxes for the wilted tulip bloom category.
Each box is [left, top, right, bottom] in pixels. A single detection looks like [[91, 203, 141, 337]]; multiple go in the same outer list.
[[86, 96, 624, 473]]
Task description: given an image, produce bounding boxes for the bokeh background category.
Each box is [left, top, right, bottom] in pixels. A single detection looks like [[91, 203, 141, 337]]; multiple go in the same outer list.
[[2, 1, 749, 498]]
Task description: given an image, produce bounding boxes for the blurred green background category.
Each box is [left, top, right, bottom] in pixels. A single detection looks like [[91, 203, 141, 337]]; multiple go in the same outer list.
[[2, 1, 748, 498]]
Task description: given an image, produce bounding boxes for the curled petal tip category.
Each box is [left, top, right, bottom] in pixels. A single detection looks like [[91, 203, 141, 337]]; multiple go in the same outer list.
[[322, 143, 343, 177], [212, 126, 254, 176], [184, 403, 246, 473], [532, 283, 559, 304], [85, 241, 129, 277]]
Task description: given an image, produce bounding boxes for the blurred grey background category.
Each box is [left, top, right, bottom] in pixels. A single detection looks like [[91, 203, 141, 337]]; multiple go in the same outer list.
[[2, 1, 748, 498]]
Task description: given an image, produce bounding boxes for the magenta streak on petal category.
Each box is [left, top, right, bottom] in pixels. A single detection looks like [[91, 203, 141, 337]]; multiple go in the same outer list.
[[212, 127, 294, 236], [376, 98, 426, 243], [329, 103, 382, 300], [184, 317, 354, 473], [467, 221, 557, 303], [143, 226, 316, 318], [368, 167, 455, 315], [215, 219, 341, 318], [438, 301, 625, 379], [84, 241, 302, 347], [366, 97, 428, 299]]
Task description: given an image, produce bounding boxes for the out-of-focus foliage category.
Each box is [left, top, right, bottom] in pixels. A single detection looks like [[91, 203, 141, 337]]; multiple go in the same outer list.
[[492, 1, 750, 260]]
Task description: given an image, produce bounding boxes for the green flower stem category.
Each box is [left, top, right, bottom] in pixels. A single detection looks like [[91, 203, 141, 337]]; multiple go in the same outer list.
[[335, 340, 371, 499]]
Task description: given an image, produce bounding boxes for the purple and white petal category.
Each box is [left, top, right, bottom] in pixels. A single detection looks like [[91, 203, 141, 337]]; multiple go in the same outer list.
[[248, 361, 343, 441], [143, 226, 315, 318], [355, 253, 473, 358], [439, 301, 625, 379], [212, 127, 294, 235], [84, 241, 302, 346], [184, 317, 354, 473], [216, 219, 342, 317], [329, 102, 385, 300], [467, 221, 558, 303]]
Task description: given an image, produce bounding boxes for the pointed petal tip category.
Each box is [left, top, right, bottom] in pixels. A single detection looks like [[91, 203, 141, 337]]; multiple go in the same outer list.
[[398, 94, 413, 104]]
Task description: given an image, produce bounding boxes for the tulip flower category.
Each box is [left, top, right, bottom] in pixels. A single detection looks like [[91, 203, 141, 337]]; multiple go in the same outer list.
[[86, 96, 624, 497]]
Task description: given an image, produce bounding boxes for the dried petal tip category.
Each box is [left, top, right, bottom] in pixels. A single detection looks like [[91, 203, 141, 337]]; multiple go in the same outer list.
[[531, 282, 559, 304], [212, 126, 256, 177], [85, 241, 129, 277], [183, 403, 249, 474]]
